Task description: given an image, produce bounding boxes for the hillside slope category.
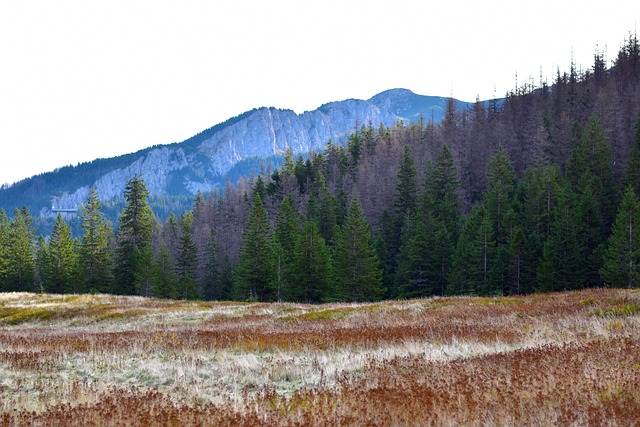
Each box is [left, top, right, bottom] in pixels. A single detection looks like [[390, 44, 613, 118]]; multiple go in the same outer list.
[[0, 90, 464, 218]]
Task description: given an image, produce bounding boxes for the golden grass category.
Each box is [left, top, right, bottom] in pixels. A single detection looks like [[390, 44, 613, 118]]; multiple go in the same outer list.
[[0, 288, 639, 425]]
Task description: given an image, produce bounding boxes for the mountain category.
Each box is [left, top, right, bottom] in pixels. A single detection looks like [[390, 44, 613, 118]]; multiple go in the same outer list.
[[0, 89, 470, 219]]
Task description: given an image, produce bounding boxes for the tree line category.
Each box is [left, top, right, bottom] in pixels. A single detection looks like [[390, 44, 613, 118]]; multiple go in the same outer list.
[[1, 34, 639, 301], [1, 111, 639, 301]]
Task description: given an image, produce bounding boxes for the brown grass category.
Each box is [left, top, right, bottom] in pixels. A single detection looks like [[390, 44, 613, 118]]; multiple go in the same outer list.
[[0, 288, 639, 425]]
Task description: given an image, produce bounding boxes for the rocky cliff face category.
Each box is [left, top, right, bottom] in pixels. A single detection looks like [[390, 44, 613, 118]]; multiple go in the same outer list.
[[1, 89, 461, 217]]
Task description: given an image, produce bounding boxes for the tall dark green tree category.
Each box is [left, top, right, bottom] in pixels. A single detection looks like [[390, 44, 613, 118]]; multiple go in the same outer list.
[[5, 207, 36, 292], [288, 220, 333, 303], [79, 186, 112, 293], [113, 175, 155, 295], [425, 144, 461, 242], [537, 183, 585, 292], [601, 187, 640, 288], [393, 146, 419, 216], [45, 213, 79, 294], [233, 194, 275, 301], [566, 115, 617, 229], [153, 243, 177, 299], [484, 147, 517, 294], [333, 198, 384, 301], [447, 205, 493, 296], [625, 112, 640, 195], [395, 215, 437, 298], [199, 227, 220, 300], [0, 209, 9, 291], [176, 211, 198, 300]]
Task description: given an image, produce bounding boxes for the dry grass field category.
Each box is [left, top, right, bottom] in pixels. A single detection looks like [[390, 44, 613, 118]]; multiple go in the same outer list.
[[1, 288, 639, 426]]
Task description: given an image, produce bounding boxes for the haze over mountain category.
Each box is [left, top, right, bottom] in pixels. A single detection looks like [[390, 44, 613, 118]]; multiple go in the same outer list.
[[0, 89, 470, 218]]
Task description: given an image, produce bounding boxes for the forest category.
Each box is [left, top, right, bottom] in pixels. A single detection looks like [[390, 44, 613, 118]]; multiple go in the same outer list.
[[1, 34, 639, 302]]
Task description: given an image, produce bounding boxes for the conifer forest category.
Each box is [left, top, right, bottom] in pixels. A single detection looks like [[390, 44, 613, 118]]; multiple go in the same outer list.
[[1, 36, 640, 302]]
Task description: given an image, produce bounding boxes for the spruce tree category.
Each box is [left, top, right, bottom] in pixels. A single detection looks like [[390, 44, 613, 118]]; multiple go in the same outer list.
[[233, 193, 275, 301], [566, 115, 617, 229], [333, 198, 384, 301], [200, 227, 228, 301], [537, 184, 585, 292], [0, 209, 9, 291], [114, 175, 154, 295], [153, 243, 177, 299], [6, 207, 36, 292], [176, 211, 198, 300], [624, 112, 640, 195], [396, 215, 437, 298], [288, 220, 333, 303], [447, 205, 487, 296], [46, 213, 79, 294], [426, 144, 461, 242], [79, 186, 111, 293], [601, 187, 640, 288]]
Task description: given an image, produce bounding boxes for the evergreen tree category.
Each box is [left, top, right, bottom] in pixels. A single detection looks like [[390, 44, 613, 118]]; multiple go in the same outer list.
[[625, 112, 640, 195], [601, 187, 640, 288], [393, 146, 418, 216], [484, 147, 516, 294], [333, 198, 384, 301], [447, 205, 493, 296], [5, 207, 36, 292], [288, 220, 333, 303], [34, 235, 48, 293], [566, 115, 617, 229], [273, 196, 299, 300], [233, 194, 275, 301], [0, 210, 9, 291], [153, 243, 177, 299], [134, 246, 155, 297], [46, 213, 79, 294], [537, 184, 585, 291], [426, 144, 461, 242], [200, 227, 227, 301], [113, 175, 155, 295], [79, 186, 112, 293], [176, 211, 198, 299], [396, 215, 437, 298]]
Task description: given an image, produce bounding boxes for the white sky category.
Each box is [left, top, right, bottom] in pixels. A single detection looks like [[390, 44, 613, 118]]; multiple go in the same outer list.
[[0, 1, 638, 186]]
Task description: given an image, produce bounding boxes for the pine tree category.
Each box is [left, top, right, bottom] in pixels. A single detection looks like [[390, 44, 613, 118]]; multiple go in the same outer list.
[[333, 198, 384, 301], [484, 148, 516, 294], [79, 186, 112, 293], [134, 246, 155, 297], [34, 235, 48, 293], [396, 215, 437, 298], [447, 205, 486, 295], [0, 209, 9, 291], [625, 112, 640, 195], [153, 243, 177, 299], [288, 220, 333, 303], [601, 187, 640, 288], [537, 184, 585, 292], [426, 144, 461, 242], [5, 207, 36, 292], [176, 211, 198, 299], [46, 213, 79, 294], [200, 227, 227, 301], [233, 194, 275, 301], [393, 146, 418, 216], [113, 175, 155, 295], [566, 115, 617, 229]]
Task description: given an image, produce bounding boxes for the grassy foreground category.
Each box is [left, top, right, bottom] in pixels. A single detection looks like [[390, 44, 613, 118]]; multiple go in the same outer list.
[[1, 289, 639, 426]]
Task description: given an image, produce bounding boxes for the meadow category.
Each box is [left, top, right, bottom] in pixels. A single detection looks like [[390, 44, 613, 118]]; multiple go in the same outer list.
[[1, 288, 639, 426]]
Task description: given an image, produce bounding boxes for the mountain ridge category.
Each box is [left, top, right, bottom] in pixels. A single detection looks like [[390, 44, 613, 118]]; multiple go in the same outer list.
[[0, 89, 472, 218]]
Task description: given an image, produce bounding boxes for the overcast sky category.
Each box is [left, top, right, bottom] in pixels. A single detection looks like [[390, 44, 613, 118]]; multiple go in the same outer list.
[[0, 1, 638, 186]]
